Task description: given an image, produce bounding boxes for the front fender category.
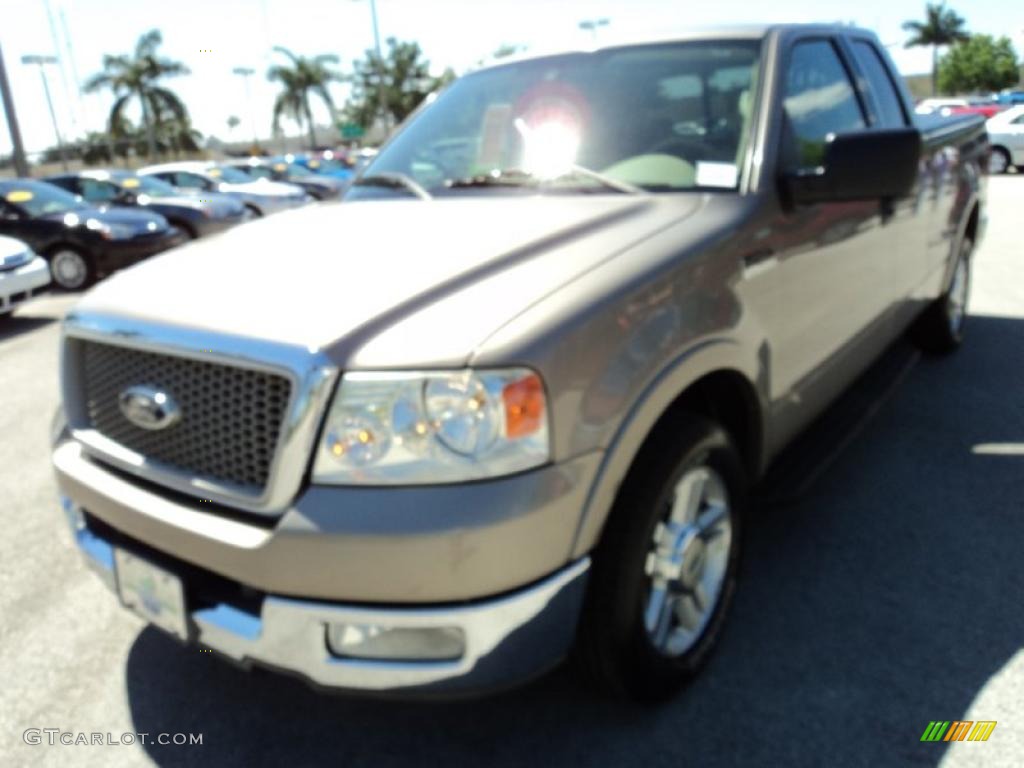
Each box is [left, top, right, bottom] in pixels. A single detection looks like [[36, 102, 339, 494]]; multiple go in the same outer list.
[[569, 336, 766, 558]]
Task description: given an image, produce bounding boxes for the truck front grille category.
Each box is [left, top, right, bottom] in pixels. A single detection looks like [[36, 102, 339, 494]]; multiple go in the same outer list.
[[77, 340, 293, 493]]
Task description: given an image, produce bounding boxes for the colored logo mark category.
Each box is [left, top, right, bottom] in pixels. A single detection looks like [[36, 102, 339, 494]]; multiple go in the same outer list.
[[920, 721, 997, 742]]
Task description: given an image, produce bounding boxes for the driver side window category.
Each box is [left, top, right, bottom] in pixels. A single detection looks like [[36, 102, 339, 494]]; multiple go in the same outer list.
[[80, 179, 119, 203], [782, 40, 866, 168], [173, 172, 209, 190]]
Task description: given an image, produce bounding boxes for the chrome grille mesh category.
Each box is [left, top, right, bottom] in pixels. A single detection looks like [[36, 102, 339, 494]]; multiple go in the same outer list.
[[79, 340, 292, 492]]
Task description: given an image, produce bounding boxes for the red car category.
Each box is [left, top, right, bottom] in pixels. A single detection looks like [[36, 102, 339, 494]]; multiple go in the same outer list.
[[949, 104, 1005, 119]]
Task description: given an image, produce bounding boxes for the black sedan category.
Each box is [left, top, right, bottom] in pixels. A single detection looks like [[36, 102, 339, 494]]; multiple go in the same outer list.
[[0, 179, 186, 290], [225, 158, 345, 200], [45, 170, 250, 239]]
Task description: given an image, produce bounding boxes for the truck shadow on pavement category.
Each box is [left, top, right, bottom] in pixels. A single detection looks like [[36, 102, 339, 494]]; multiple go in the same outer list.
[[125, 314, 1024, 768], [0, 315, 56, 342]]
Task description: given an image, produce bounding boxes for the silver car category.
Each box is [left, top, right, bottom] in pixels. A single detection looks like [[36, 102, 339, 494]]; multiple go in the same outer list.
[[0, 234, 49, 315], [138, 161, 312, 217]]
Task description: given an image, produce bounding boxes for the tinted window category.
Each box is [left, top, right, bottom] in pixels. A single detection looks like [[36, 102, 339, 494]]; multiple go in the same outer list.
[[1012, 114, 1024, 125], [782, 40, 865, 167], [851, 41, 906, 127], [172, 172, 208, 189], [80, 179, 120, 203]]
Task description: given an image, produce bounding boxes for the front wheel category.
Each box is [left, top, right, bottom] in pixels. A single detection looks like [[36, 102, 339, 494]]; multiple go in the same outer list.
[[577, 415, 744, 701], [912, 236, 972, 354], [987, 147, 1010, 175], [48, 247, 95, 291]]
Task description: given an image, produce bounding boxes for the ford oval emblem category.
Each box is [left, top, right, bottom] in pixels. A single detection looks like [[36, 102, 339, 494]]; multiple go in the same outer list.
[[118, 385, 181, 431]]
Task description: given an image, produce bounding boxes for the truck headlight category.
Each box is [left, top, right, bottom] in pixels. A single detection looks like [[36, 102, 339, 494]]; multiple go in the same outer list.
[[312, 369, 549, 485]]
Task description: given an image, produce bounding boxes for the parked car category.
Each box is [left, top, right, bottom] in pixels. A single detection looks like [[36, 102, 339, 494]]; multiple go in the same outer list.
[[224, 158, 345, 200], [138, 162, 311, 217], [44, 170, 250, 239], [0, 179, 185, 290], [949, 102, 1005, 120], [985, 105, 1024, 174], [915, 97, 968, 115], [53, 25, 985, 701], [995, 90, 1024, 106], [289, 151, 355, 181], [0, 234, 49, 316]]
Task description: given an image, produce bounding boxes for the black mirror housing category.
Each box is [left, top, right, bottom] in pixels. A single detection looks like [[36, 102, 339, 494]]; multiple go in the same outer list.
[[784, 128, 922, 205]]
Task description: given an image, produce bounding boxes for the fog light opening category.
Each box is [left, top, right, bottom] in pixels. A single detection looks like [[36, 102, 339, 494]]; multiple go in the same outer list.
[[325, 623, 465, 662]]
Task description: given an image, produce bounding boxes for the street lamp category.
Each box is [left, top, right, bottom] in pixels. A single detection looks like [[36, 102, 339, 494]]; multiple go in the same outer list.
[[232, 66, 259, 148], [353, 0, 387, 137], [0, 42, 29, 177], [21, 54, 67, 170], [578, 18, 610, 42]]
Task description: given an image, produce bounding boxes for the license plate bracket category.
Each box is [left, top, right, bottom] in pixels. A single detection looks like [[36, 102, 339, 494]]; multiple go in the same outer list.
[[114, 549, 189, 642]]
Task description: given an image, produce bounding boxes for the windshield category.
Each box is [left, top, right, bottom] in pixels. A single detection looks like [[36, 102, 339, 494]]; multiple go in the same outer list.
[[240, 165, 273, 180], [1, 180, 83, 216], [281, 163, 313, 177], [214, 165, 256, 184], [356, 40, 761, 197], [117, 174, 177, 198]]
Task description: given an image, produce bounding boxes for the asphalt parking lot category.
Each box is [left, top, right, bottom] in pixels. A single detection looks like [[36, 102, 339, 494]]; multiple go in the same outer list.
[[1, 177, 1022, 767]]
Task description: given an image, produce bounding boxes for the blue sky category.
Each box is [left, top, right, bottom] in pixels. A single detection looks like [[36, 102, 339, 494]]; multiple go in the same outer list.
[[0, 0, 1021, 153]]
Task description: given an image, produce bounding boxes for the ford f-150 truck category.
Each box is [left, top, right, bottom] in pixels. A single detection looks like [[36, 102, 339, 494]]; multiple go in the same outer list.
[[52, 24, 986, 701]]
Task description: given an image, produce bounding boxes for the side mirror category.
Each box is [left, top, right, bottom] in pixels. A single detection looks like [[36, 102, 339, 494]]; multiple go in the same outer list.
[[782, 127, 922, 205]]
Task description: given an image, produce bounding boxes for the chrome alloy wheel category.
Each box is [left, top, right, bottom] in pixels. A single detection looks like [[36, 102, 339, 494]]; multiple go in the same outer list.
[[51, 249, 88, 290], [643, 465, 732, 657], [947, 249, 969, 336]]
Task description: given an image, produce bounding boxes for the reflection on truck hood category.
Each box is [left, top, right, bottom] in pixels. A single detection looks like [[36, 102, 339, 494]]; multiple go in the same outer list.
[[73, 195, 704, 364]]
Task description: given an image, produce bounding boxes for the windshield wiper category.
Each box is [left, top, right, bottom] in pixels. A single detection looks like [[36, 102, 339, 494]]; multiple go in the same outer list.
[[445, 166, 645, 195], [353, 172, 432, 200]]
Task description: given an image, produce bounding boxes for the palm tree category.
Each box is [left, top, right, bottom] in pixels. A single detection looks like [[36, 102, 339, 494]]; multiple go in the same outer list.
[[84, 29, 191, 158], [267, 47, 342, 150], [902, 3, 970, 96]]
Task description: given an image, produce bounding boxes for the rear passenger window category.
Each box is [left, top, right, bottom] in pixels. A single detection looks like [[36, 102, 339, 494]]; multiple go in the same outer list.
[[851, 41, 906, 127], [782, 40, 865, 167]]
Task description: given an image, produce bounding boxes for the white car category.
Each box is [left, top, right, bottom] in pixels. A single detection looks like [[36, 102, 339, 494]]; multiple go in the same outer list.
[[138, 161, 312, 217], [985, 105, 1024, 174], [0, 234, 50, 316], [914, 98, 968, 116]]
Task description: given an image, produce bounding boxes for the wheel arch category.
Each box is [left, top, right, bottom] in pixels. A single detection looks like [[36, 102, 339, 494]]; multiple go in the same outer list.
[[570, 340, 766, 559]]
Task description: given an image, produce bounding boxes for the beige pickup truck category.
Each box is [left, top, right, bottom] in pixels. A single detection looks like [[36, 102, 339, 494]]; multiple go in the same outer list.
[[53, 24, 986, 700]]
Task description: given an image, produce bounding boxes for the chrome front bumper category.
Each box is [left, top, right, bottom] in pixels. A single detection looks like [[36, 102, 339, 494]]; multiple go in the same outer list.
[[66, 497, 589, 695]]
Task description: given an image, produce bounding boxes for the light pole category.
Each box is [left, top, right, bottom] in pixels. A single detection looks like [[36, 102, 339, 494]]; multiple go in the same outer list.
[[578, 18, 610, 43], [353, 0, 386, 138], [22, 54, 67, 170], [232, 66, 258, 148], [0, 42, 29, 177]]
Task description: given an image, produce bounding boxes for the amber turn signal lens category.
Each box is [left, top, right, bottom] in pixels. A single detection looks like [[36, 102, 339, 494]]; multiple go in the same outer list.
[[502, 374, 546, 439]]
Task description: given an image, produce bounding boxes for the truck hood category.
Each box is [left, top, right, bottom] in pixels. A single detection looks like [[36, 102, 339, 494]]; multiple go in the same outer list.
[[72, 194, 704, 366]]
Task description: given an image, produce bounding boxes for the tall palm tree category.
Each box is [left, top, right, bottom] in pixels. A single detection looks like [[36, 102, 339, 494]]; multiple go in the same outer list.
[[267, 47, 342, 150], [902, 3, 970, 96], [84, 29, 191, 158]]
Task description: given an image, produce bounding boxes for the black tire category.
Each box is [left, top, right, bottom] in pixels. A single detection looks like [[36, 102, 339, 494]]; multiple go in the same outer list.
[[912, 236, 972, 354], [168, 220, 198, 239], [244, 204, 263, 219], [47, 246, 95, 291], [988, 147, 1011, 175], [576, 414, 745, 701]]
